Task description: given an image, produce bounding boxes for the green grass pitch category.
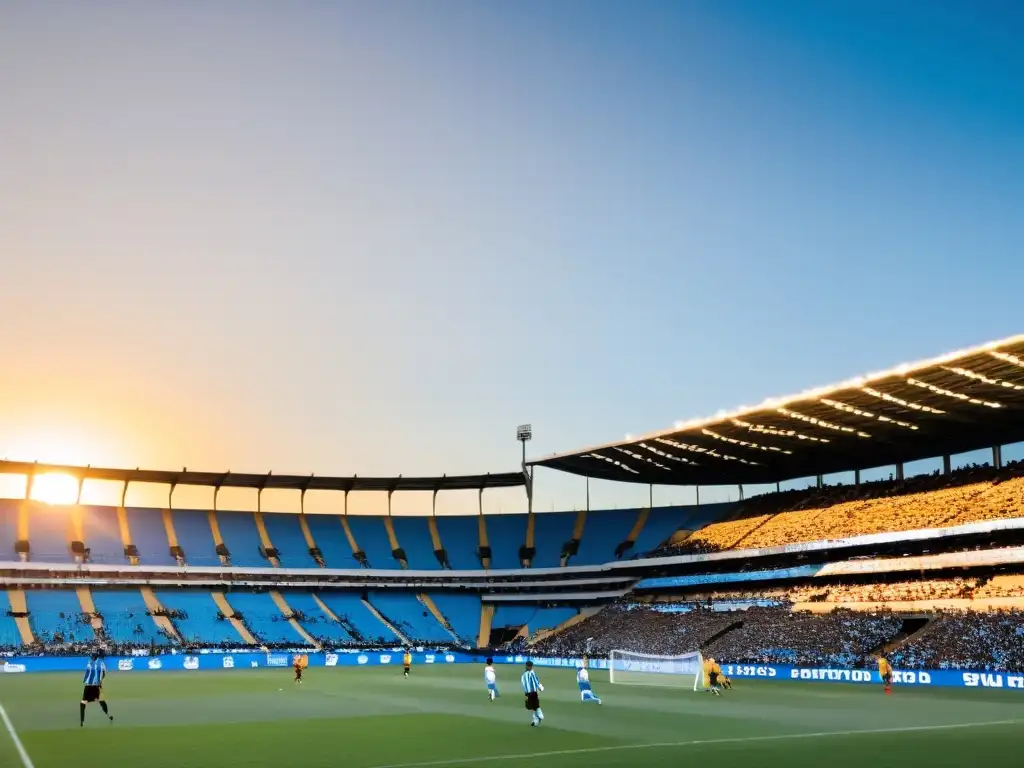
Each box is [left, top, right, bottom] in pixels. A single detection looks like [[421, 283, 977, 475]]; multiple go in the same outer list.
[[1, 665, 1023, 767]]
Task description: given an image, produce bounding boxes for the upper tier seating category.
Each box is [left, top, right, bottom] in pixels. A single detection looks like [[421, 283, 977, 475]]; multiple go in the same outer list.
[[304, 515, 357, 568], [433, 516, 479, 569], [126, 507, 177, 565], [531, 512, 576, 568], [80, 506, 124, 564], [25, 504, 75, 563], [216, 512, 267, 568], [573, 510, 638, 565], [171, 511, 220, 566], [0, 500, 17, 560], [660, 462, 1024, 556], [0, 591, 22, 647], [483, 515, 525, 569], [261, 513, 311, 567], [390, 517, 440, 569], [491, 605, 578, 636], [345, 516, 396, 568]]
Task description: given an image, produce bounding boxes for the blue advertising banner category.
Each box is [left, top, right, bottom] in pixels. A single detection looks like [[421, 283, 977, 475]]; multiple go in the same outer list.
[[0, 650, 478, 675]]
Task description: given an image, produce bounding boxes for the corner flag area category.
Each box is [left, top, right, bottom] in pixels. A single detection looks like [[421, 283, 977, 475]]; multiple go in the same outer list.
[[1, 667, 1022, 768]]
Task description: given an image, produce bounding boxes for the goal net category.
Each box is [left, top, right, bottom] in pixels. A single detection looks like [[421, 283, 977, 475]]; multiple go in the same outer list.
[[608, 649, 705, 690]]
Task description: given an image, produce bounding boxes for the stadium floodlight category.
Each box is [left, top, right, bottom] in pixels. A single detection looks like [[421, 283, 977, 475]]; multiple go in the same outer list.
[[608, 649, 705, 691], [516, 423, 532, 466]]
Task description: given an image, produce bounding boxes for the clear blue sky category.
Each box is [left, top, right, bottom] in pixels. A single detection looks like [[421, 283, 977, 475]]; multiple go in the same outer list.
[[0, 1, 1021, 514]]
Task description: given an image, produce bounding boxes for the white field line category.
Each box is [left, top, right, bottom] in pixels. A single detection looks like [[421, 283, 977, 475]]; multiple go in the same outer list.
[[0, 702, 35, 768], [366, 718, 1024, 768]]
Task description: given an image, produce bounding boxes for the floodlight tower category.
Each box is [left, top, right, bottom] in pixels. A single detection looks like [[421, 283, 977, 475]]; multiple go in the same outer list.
[[516, 423, 532, 467], [517, 424, 533, 515]]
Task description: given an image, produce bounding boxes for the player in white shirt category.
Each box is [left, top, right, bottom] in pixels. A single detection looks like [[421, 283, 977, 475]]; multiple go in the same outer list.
[[577, 657, 602, 704], [484, 657, 499, 701]]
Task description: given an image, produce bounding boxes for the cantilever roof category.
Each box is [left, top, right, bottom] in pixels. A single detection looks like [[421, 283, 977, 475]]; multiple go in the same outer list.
[[0, 461, 524, 493], [530, 335, 1024, 487]]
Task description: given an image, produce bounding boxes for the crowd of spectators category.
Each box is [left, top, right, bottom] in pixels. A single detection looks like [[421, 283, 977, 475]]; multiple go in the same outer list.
[[654, 460, 1024, 556], [890, 610, 1024, 672]]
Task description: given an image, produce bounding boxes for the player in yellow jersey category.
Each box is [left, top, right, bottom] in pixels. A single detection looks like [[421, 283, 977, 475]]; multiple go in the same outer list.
[[294, 654, 308, 684], [877, 656, 893, 695], [403, 649, 412, 679], [703, 657, 722, 696]]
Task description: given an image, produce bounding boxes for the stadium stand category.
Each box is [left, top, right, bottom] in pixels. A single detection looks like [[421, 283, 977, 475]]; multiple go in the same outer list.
[[368, 592, 450, 643], [220, 591, 307, 645], [279, 592, 357, 645], [491, 605, 578, 639], [1, 590, 22, 647], [0, 500, 17, 560], [91, 590, 172, 646], [170, 510, 220, 566], [303, 515, 357, 568], [530, 511, 577, 568], [483, 514, 526, 569], [126, 507, 177, 565], [24, 590, 92, 646], [433, 516, 479, 569], [25, 503, 74, 563], [259, 511, 309, 567], [153, 590, 241, 646], [79, 506, 125, 564], [345, 515, 396, 569], [215, 511, 268, 568], [390, 517, 442, 570], [890, 610, 1024, 671], [573, 509, 638, 565], [315, 593, 400, 645], [427, 593, 481, 645]]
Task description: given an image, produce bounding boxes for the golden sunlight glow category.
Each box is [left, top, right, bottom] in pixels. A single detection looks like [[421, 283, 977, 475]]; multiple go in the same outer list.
[[31, 472, 80, 505]]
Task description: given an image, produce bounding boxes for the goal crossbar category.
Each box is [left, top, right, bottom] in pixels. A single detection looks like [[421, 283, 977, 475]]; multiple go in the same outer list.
[[608, 649, 705, 691]]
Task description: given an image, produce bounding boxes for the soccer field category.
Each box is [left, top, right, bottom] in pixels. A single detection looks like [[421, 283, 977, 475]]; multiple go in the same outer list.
[[1, 666, 1022, 768]]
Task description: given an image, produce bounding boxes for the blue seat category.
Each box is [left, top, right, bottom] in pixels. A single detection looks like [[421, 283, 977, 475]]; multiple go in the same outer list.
[[316, 593, 399, 645], [0, 591, 22, 647], [345, 516, 396, 569], [154, 591, 239, 645], [91, 590, 171, 645], [428, 593, 480, 646], [279, 592, 357, 645], [368, 592, 451, 643], [171, 511, 220, 566], [492, 605, 578, 635], [574, 510, 638, 565], [390, 517, 441, 569], [222, 592, 309, 645], [27, 504, 74, 563], [81, 506, 126, 565], [216, 511, 267, 568], [262, 513, 314, 567], [531, 512, 577, 568], [25, 590, 91, 644], [629, 507, 692, 557], [126, 507, 177, 565], [434, 516, 480, 569], [304, 515, 359, 568], [484, 515, 525, 570]]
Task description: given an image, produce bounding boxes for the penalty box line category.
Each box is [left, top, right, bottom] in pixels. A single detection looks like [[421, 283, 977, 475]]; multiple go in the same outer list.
[[367, 718, 1024, 768], [0, 702, 35, 768]]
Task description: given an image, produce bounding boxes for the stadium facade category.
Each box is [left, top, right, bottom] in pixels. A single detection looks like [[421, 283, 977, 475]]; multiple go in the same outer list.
[[2, 335, 1024, 676]]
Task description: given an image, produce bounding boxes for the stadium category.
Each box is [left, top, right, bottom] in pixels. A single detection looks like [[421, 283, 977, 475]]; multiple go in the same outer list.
[[3, 336, 1024, 768]]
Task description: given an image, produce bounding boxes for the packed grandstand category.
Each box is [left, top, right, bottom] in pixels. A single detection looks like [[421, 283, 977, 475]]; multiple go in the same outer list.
[[3, 336, 1024, 678]]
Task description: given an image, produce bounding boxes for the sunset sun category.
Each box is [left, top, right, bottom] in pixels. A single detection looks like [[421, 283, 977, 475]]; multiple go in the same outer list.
[[31, 472, 80, 505]]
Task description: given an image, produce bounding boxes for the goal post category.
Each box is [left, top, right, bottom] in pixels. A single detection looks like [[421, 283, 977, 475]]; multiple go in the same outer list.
[[608, 649, 705, 691]]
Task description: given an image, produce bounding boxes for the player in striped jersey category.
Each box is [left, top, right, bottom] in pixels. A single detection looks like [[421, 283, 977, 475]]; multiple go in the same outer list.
[[521, 661, 545, 727], [80, 653, 114, 727]]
